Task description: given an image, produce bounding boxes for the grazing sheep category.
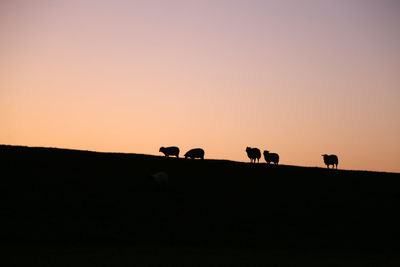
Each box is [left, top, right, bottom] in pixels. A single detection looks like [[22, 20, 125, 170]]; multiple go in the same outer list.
[[159, 146, 180, 158], [246, 147, 261, 163], [322, 154, 339, 169], [150, 171, 168, 189], [263, 150, 279, 165], [184, 148, 205, 160]]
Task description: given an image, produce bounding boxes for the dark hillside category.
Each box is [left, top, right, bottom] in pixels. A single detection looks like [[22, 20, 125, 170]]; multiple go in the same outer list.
[[2, 145, 400, 265]]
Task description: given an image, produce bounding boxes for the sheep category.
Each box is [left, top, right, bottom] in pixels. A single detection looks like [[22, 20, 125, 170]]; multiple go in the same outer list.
[[322, 154, 338, 169], [246, 147, 261, 163], [159, 146, 180, 158], [263, 150, 279, 165], [150, 171, 168, 190], [184, 148, 205, 160]]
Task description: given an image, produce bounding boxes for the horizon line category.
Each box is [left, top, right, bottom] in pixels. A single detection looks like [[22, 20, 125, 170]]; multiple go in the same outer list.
[[1, 143, 398, 175]]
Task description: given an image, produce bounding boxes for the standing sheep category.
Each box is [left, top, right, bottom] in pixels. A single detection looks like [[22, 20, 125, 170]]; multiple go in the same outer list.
[[184, 148, 205, 160], [159, 146, 180, 158], [322, 154, 339, 169], [263, 150, 279, 165], [246, 147, 261, 163]]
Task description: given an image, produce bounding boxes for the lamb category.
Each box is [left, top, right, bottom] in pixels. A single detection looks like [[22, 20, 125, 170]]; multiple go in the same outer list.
[[322, 154, 338, 169], [159, 146, 180, 158], [184, 148, 205, 160], [148, 171, 168, 192], [246, 147, 261, 163], [150, 171, 168, 190], [263, 150, 279, 165]]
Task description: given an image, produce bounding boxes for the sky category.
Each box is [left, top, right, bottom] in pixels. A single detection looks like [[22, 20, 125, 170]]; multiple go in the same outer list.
[[1, 0, 399, 172]]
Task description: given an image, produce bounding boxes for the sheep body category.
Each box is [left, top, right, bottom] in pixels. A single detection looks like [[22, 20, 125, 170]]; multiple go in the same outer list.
[[184, 148, 205, 159], [151, 171, 168, 187], [263, 150, 279, 165], [159, 146, 180, 158], [322, 154, 338, 169], [246, 147, 261, 163]]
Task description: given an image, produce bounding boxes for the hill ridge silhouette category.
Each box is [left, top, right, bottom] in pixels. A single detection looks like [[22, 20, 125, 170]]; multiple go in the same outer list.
[[2, 144, 400, 265], [1, 144, 395, 174]]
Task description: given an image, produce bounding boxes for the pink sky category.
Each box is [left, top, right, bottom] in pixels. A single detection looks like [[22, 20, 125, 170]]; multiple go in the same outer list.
[[1, 0, 399, 172]]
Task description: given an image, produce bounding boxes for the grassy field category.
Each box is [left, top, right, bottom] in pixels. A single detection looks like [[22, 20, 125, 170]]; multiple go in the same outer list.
[[1, 145, 400, 266]]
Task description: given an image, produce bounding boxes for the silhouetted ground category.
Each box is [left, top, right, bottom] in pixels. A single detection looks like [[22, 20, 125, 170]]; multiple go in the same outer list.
[[1, 145, 400, 266]]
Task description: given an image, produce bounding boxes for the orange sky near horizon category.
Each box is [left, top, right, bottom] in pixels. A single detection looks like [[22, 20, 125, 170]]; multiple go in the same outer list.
[[1, 0, 400, 172]]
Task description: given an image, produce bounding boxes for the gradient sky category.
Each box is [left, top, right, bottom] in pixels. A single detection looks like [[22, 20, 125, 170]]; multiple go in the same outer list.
[[1, 0, 399, 172]]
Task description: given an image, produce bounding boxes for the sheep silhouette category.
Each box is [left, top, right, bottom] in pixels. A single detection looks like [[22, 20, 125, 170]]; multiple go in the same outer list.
[[263, 150, 279, 165], [159, 146, 180, 158], [184, 148, 205, 160], [322, 154, 338, 169], [246, 147, 261, 163]]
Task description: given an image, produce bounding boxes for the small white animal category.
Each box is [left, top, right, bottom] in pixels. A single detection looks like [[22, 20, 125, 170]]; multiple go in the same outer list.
[[150, 171, 169, 188]]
